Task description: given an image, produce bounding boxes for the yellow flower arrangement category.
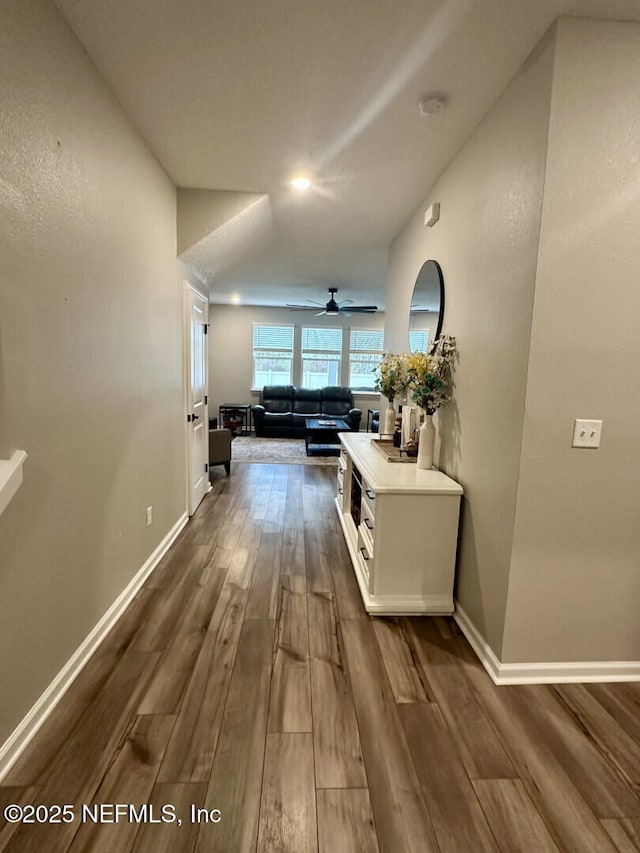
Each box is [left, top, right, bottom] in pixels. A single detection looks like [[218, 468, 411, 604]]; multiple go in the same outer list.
[[406, 335, 457, 415], [373, 352, 409, 401]]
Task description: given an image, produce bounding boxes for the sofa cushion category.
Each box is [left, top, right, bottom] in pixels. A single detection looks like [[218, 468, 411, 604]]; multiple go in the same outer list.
[[262, 412, 293, 428], [292, 413, 315, 432], [260, 385, 294, 414], [321, 386, 353, 416], [293, 387, 322, 415]]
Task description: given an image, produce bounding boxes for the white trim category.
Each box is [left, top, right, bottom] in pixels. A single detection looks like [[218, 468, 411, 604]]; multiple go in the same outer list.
[[452, 603, 503, 682], [184, 282, 209, 516], [0, 450, 28, 518], [0, 512, 188, 782], [183, 283, 191, 514], [356, 591, 453, 614], [453, 602, 640, 685], [335, 496, 453, 615]]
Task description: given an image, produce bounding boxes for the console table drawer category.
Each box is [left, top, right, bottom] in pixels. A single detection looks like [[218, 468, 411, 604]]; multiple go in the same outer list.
[[362, 486, 376, 522], [357, 529, 373, 583], [361, 506, 375, 539]]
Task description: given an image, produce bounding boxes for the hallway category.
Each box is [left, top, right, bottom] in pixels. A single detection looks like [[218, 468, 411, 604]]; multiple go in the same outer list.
[[1, 462, 639, 852]]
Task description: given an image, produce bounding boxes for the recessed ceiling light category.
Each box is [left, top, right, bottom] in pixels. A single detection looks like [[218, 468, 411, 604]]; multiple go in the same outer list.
[[230, 293, 241, 304], [291, 175, 312, 191]]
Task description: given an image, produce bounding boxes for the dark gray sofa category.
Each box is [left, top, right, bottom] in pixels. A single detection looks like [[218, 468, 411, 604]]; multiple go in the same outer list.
[[253, 386, 361, 437]]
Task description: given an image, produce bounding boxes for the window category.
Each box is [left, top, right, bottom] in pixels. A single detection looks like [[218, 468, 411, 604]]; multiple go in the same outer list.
[[252, 323, 385, 392], [349, 329, 384, 391], [301, 327, 342, 389], [409, 330, 429, 353], [252, 324, 294, 387]]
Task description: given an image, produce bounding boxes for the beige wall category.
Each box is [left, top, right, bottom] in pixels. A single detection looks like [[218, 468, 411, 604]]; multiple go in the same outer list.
[[209, 304, 384, 423], [177, 189, 267, 255], [385, 30, 556, 655], [502, 19, 640, 662], [387, 17, 640, 666], [0, 0, 185, 744]]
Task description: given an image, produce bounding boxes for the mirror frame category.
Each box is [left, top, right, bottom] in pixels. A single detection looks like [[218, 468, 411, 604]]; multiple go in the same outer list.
[[410, 259, 445, 353]]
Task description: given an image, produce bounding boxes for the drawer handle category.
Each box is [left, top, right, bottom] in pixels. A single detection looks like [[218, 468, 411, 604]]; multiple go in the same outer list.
[[365, 489, 376, 501], [339, 467, 345, 474], [338, 488, 343, 495], [360, 547, 370, 561], [364, 517, 373, 530]]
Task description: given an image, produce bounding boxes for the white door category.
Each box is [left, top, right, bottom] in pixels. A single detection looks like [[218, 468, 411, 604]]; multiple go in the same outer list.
[[185, 284, 209, 515]]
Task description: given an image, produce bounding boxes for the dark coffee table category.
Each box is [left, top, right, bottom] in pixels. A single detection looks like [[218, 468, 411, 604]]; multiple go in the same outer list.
[[304, 417, 350, 456]]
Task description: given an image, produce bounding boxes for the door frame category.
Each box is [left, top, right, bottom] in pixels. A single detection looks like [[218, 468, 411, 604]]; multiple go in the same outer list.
[[183, 281, 210, 516]]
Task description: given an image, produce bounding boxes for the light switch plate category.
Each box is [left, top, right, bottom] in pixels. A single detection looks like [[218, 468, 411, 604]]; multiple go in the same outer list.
[[572, 419, 603, 448]]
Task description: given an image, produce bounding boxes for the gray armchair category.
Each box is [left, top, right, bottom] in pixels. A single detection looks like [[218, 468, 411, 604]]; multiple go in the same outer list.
[[209, 427, 232, 475]]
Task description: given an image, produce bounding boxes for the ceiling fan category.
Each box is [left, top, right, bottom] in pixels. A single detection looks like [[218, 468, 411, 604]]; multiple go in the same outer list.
[[287, 287, 378, 316]]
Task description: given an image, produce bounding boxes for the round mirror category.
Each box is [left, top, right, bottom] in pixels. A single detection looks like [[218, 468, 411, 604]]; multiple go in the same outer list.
[[409, 260, 444, 352]]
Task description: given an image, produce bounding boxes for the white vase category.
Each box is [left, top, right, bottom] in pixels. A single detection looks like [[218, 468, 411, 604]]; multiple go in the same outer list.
[[417, 415, 435, 469], [401, 405, 418, 448], [382, 402, 396, 435]]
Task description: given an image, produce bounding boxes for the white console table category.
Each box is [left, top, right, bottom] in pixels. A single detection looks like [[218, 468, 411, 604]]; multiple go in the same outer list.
[[335, 433, 463, 614]]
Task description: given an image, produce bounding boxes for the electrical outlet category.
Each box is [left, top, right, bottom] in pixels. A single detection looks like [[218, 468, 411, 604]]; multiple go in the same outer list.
[[146, 506, 153, 527], [572, 419, 603, 449]]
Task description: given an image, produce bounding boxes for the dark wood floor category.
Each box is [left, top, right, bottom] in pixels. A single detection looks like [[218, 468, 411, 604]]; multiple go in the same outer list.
[[1, 462, 639, 853]]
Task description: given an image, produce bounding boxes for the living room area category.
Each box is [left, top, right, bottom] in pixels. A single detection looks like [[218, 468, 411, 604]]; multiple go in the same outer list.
[[208, 303, 387, 465]]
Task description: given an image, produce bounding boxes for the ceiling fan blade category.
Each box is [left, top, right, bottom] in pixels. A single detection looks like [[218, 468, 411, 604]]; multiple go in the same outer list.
[[288, 290, 377, 315]]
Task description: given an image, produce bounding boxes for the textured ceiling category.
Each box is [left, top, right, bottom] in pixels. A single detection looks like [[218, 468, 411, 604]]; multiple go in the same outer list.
[[55, 0, 640, 307]]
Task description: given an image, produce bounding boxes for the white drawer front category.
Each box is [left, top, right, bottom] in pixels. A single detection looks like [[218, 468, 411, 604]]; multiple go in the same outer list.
[[362, 483, 376, 521], [360, 506, 375, 542], [357, 529, 374, 584]]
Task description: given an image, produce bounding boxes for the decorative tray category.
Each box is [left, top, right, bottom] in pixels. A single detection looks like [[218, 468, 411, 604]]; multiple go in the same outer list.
[[372, 439, 417, 463]]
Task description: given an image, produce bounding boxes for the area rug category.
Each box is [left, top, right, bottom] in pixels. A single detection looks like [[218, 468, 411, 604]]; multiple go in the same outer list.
[[231, 436, 338, 466]]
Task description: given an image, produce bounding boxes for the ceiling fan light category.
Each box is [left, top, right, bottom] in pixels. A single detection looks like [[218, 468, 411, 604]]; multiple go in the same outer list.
[[287, 287, 377, 316]]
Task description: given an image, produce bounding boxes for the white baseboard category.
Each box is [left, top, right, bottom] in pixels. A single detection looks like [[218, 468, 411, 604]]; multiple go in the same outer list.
[[0, 512, 188, 782], [354, 570, 453, 615], [360, 596, 453, 614], [453, 602, 640, 685]]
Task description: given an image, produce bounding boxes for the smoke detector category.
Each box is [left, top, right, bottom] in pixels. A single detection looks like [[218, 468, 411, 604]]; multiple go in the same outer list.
[[418, 95, 447, 117]]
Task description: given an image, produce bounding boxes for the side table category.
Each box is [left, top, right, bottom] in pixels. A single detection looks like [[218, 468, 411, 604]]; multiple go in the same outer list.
[[219, 403, 252, 436], [366, 409, 380, 433]]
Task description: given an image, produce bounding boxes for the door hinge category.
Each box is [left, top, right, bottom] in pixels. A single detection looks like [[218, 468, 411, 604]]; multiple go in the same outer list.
[[205, 463, 209, 473], [204, 323, 209, 335], [187, 413, 192, 423], [204, 394, 208, 405]]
